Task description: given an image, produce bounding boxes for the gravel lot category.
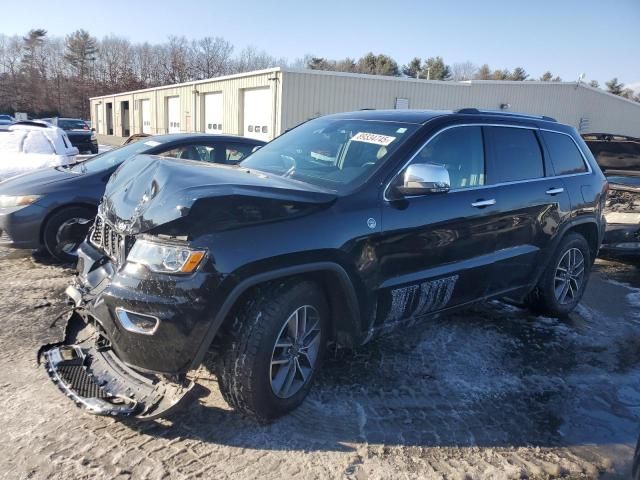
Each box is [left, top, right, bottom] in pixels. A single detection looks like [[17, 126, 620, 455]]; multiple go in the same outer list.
[[0, 246, 638, 479]]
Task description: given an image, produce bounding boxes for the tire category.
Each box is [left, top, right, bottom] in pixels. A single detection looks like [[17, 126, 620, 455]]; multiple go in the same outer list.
[[90, 146, 99, 154], [42, 206, 95, 263], [526, 232, 592, 317], [216, 279, 329, 421]]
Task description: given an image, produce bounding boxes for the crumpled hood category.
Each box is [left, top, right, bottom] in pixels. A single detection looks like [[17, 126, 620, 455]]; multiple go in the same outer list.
[[101, 154, 337, 235]]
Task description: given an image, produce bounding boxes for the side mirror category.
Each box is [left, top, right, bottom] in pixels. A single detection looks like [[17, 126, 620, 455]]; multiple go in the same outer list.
[[396, 163, 450, 196]]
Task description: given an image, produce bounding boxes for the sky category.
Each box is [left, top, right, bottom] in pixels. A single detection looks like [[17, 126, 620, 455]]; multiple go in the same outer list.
[[1, 0, 639, 90]]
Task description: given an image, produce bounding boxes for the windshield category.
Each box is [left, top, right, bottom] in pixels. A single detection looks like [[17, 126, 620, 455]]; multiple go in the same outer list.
[[69, 139, 161, 174], [58, 119, 88, 130], [240, 117, 419, 193]]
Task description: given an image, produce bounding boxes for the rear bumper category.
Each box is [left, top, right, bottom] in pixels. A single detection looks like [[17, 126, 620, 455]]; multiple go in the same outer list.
[[42, 315, 194, 419], [600, 223, 640, 256], [0, 204, 45, 249], [70, 138, 98, 152]]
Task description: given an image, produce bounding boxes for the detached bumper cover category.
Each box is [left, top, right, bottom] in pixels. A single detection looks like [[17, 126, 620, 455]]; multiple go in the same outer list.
[[42, 314, 194, 420]]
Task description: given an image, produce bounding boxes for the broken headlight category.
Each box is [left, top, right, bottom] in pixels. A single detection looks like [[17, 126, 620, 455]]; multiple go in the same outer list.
[[0, 195, 41, 208], [127, 239, 206, 274]]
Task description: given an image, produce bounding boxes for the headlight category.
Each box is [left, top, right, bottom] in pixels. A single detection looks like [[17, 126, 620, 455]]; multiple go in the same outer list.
[[0, 195, 41, 208], [127, 239, 206, 274]]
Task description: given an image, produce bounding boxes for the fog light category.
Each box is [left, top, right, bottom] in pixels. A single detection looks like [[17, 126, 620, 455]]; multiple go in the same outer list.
[[115, 308, 159, 335]]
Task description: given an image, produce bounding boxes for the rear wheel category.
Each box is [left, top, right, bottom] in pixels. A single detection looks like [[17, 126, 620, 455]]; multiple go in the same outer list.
[[216, 279, 329, 421], [526, 232, 591, 317], [42, 206, 94, 263]]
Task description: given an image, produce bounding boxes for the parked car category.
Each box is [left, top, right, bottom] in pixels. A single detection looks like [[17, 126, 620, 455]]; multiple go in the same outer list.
[[0, 118, 14, 131], [0, 133, 264, 262], [40, 117, 98, 154], [41, 109, 607, 422], [0, 121, 78, 183], [582, 133, 640, 260], [0, 114, 15, 122]]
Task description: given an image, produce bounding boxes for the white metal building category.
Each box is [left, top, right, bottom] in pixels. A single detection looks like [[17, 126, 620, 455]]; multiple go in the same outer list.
[[90, 68, 640, 142]]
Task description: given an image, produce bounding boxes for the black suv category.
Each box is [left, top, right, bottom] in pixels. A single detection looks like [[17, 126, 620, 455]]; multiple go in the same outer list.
[[42, 109, 608, 421]]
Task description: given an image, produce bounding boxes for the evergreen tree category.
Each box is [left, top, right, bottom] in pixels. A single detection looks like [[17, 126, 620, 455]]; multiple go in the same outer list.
[[509, 67, 528, 81], [402, 57, 422, 78], [474, 64, 492, 80], [605, 77, 624, 95], [540, 71, 553, 81], [421, 56, 450, 80]]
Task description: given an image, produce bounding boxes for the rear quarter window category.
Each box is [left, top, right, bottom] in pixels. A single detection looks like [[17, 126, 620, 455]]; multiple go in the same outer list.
[[485, 126, 544, 184], [541, 131, 587, 175]]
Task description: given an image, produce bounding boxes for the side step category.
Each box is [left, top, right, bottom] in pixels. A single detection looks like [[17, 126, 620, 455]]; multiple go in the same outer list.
[[43, 326, 194, 420]]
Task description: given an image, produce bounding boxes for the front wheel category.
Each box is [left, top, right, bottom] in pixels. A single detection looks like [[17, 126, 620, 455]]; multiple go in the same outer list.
[[216, 279, 329, 421], [526, 232, 592, 317], [42, 206, 95, 263]]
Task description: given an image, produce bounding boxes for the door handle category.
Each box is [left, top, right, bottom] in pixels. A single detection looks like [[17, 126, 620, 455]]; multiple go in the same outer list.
[[471, 199, 496, 208], [545, 187, 564, 195]]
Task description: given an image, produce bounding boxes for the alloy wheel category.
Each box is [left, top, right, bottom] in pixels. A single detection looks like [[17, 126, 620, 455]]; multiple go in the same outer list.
[[270, 305, 321, 399], [554, 247, 585, 305], [55, 217, 91, 255]]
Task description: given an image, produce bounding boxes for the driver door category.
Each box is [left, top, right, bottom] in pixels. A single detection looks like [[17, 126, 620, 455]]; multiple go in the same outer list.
[[374, 125, 502, 328]]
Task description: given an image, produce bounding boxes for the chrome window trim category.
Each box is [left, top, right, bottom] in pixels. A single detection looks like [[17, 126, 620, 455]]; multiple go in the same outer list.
[[383, 123, 592, 201]]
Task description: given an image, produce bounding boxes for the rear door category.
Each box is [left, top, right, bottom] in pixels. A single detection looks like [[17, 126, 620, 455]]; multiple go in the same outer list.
[[483, 125, 572, 294], [376, 125, 502, 329]]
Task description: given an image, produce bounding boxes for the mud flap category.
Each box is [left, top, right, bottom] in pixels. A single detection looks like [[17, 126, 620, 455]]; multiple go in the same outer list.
[[41, 314, 194, 420]]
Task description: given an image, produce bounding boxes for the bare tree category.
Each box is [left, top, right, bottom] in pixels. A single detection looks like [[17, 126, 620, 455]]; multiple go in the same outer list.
[[192, 37, 233, 79], [451, 61, 477, 81]]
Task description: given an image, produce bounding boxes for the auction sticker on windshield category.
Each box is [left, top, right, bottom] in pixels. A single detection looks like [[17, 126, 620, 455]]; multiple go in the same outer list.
[[351, 132, 396, 146]]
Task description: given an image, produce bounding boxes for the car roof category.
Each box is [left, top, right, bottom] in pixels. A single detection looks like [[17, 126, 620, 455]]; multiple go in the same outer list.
[[146, 133, 267, 144], [326, 109, 451, 124], [323, 108, 565, 130]]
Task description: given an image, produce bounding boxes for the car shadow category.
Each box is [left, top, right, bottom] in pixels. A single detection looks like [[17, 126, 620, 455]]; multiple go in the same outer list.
[[122, 270, 640, 453]]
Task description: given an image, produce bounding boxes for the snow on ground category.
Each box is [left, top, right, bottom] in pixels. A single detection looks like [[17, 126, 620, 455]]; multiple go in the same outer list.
[[0, 251, 638, 479]]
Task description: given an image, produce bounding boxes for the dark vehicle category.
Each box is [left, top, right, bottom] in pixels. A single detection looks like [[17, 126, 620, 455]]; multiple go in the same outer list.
[[42, 109, 607, 422], [41, 117, 98, 154], [0, 118, 14, 131], [0, 134, 265, 262], [583, 133, 640, 260]]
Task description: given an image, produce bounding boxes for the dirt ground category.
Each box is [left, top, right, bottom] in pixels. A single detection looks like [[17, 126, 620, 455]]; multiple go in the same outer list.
[[0, 246, 639, 479]]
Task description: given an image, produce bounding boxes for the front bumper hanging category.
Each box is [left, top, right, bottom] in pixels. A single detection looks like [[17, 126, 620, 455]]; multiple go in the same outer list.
[[41, 313, 194, 420]]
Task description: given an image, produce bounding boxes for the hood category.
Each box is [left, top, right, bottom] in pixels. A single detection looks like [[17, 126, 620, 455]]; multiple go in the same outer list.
[[0, 164, 91, 194], [101, 154, 337, 235]]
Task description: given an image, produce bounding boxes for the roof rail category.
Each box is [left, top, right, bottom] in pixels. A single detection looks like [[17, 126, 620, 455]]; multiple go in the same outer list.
[[455, 108, 557, 122]]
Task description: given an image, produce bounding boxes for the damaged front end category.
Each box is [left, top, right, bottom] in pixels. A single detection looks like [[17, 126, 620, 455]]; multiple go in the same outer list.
[[41, 306, 194, 420]]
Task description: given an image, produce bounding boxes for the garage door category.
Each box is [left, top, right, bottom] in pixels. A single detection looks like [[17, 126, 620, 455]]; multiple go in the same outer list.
[[140, 99, 151, 134], [96, 103, 103, 134], [166, 96, 180, 134], [204, 92, 223, 134], [243, 87, 272, 141]]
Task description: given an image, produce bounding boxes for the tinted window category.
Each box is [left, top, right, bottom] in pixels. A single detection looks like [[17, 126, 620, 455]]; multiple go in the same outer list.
[[225, 143, 257, 164], [412, 126, 485, 189], [542, 131, 587, 175], [486, 127, 544, 183], [160, 144, 213, 162], [68, 139, 164, 174], [584, 138, 640, 173]]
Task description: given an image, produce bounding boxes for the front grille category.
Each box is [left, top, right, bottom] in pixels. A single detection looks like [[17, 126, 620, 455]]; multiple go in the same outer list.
[[89, 214, 134, 263], [57, 363, 110, 399]]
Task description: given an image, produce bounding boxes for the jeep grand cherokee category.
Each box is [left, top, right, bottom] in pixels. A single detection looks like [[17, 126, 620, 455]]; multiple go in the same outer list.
[[41, 109, 608, 421]]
